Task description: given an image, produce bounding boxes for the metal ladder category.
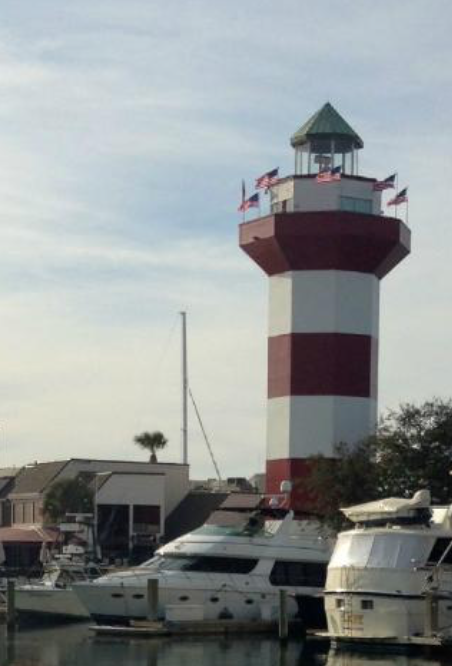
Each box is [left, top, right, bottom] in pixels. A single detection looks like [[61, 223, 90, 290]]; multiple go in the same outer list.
[[341, 566, 355, 638]]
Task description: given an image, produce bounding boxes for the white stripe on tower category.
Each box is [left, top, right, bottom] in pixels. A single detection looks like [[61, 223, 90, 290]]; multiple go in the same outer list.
[[268, 270, 379, 338]]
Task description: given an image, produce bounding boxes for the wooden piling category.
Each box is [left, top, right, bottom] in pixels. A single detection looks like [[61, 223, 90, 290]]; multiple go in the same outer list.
[[147, 579, 159, 621], [278, 590, 288, 642], [425, 591, 438, 637], [6, 580, 15, 631]]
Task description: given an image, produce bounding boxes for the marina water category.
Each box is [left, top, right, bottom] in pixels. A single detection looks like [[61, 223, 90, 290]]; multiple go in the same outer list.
[[0, 624, 451, 666]]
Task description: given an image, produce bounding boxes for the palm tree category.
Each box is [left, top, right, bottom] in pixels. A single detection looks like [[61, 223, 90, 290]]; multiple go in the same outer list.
[[134, 431, 168, 463]]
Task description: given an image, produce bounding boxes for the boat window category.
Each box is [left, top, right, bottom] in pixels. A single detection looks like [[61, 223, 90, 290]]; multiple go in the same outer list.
[[269, 561, 327, 587], [427, 538, 452, 565], [361, 600, 374, 610], [142, 554, 258, 574], [330, 533, 433, 569]]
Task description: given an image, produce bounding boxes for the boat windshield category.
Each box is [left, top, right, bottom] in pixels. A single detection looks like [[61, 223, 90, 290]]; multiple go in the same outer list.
[[330, 532, 434, 569], [140, 553, 258, 574], [190, 521, 277, 539]]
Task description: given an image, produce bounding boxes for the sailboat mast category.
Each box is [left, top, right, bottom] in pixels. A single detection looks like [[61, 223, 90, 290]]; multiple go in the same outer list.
[[180, 311, 188, 465]]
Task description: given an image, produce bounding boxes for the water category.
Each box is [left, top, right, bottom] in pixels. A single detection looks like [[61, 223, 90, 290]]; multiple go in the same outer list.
[[0, 624, 450, 666]]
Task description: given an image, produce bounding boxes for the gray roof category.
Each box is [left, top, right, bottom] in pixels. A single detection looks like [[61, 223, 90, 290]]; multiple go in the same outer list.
[[0, 477, 15, 499], [219, 493, 262, 511], [164, 491, 228, 543], [9, 460, 69, 495]]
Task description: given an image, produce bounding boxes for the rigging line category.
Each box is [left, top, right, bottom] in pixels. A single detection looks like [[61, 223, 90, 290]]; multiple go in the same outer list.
[[152, 313, 179, 379], [188, 386, 222, 483], [137, 314, 179, 426]]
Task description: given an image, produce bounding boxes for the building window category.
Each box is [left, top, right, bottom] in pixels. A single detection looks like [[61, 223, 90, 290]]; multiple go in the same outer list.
[[361, 599, 374, 610], [24, 502, 33, 524], [340, 196, 372, 214], [14, 502, 24, 524], [133, 505, 161, 535], [269, 561, 327, 587], [335, 598, 345, 609]]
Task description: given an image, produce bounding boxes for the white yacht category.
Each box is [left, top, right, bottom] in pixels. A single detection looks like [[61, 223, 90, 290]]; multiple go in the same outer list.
[[325, 489, 452, 646], [74, 500, 334, 625], [16, 555, 103, 621]]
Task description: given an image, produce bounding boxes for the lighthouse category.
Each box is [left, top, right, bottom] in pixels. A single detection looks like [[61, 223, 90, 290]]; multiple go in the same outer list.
[[240, 103, 411, 512]]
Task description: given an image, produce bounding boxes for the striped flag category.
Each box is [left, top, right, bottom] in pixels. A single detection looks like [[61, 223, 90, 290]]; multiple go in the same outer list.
[[256, 167, 279, 190], [373, 174, 396, 191], [387, 187, 408, 206], [238, 192, 259, 212], [316, 165, 341, 183]]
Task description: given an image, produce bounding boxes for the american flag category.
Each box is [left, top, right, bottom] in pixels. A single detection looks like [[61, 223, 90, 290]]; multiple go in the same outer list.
[[387, 187, 408, 206], [316, 165, 341, 183], [238, 192, 259, 212], [255, 167, 279, 190], [373, 173, 396, 191]]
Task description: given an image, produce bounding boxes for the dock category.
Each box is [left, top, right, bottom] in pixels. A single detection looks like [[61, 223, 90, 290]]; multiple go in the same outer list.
[[91, 618, 305, 638], [315, 631, 452, 651]]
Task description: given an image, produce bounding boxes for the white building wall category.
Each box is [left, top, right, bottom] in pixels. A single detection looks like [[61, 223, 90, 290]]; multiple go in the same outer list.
[[97, 473, 166, 536]]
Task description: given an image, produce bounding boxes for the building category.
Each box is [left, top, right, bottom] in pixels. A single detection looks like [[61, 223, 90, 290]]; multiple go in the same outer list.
[[0, 467, 21, 528], [0, 458, 189, 566], [240, 102, 410, 512]]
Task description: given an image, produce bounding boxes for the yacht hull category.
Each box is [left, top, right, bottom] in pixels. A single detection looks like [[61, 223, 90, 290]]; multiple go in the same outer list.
[[325, 567, 452, 643], [325, 592, 426, 641], [74, 578, 301, 625], [15, 587, 90, 620]]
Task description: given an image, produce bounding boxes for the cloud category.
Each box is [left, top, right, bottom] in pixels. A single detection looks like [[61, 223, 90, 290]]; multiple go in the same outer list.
[[0, 0, 450, 480]]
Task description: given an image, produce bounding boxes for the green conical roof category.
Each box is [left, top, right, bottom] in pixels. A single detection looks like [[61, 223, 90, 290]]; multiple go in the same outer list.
[[291, 102, 363, 149]]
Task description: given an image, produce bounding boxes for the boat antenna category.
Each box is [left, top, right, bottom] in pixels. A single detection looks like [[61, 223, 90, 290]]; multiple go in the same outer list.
[[188, 386, 222, 483]]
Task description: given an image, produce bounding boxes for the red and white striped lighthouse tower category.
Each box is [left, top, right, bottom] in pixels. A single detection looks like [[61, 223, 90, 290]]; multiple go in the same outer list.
[[240, 103, 411, 512]]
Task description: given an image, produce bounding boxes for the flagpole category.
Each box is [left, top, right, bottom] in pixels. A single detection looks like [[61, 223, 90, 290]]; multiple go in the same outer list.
[[396, 171, 399, 217]]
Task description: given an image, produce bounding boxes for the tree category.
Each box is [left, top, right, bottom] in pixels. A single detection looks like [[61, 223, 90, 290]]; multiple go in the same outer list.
[[44, 476, 94, 524], [306, 398, 452, 528], [134, 431, 168, 463], [306, 440, 380, 530], [375, 398, 452, 503]]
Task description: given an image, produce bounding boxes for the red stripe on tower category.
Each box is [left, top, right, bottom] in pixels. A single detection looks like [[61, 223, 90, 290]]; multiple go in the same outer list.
[[268, 333, 377, 399]]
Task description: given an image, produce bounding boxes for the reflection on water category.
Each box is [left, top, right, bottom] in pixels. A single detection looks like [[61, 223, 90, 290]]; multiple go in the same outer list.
[[326, 649, 447, 666], [0, 625, 451, 666], [0, 624, 315, 666]]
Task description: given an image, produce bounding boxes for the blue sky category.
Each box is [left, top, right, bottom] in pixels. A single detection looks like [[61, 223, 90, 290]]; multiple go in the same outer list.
[[0, 0, 451, 478]]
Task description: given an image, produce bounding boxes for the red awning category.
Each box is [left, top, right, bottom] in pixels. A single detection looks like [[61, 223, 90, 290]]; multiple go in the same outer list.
[[0, 526, 58, 544]]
